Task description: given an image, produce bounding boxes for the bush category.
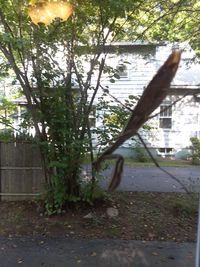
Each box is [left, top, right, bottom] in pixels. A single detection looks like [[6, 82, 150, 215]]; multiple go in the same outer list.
[[0, 129, 14, 142], [190, 137, 200, 165], [134, 146, 150, 162], [0, 129, 34, 143], [169, 195, 198, 217]]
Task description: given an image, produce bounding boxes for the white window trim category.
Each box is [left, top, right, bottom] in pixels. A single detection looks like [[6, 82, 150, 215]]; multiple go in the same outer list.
[[157, 148, 175, 157], [116, 63, 129, 80], [159, 103, 172, 129]]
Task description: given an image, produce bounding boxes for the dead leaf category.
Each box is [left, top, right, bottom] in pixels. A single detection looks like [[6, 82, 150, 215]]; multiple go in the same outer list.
[[17, 258, 23, 264], [91, 252, 97, 257], [152, 252, 159, 256]]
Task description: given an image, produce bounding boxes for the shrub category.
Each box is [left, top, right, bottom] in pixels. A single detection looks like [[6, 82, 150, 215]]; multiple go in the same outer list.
[[134, 146, 150, 162], [190, 137, 200, 165]]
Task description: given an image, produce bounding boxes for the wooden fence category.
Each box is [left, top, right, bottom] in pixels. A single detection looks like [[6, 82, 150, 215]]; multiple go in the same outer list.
[[0, 142, 45, 201]]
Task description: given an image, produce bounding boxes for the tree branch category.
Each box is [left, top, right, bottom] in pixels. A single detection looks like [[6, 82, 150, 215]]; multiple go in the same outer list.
[[93, 51, 182, 191]]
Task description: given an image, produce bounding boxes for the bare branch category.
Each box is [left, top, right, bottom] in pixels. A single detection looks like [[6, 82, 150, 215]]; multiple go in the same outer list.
[[88, 58, 105, 114], [100, 84, 134, 112]]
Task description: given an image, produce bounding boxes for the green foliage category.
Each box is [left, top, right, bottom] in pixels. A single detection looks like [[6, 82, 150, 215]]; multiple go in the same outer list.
[[115, 0, 200, 56], [81, 180, 108, 205], [0, 129, 34, 142], [94, 93, 138, 151], [95, 92, 153, 154], [0, 129, 14, 142], [170, 195, 198, 218], [134, 145, 151, 163], [190, 137, 200, 165], [0, 96, 17, 128], [44, 184, 66, 216], [44, 177, 108, 215]]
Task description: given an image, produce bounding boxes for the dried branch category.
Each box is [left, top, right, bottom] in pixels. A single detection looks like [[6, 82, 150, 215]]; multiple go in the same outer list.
[[93, 50, 182, 191]]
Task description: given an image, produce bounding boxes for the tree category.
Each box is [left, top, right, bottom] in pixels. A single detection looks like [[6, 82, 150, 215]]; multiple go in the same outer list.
[[0, 77, 24, 140], [0, 0, 197, 213], [119, 0, 200, 56]]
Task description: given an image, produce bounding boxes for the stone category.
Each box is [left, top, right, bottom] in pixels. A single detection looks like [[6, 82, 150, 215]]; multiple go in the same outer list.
[[83, 212, 94, 219], [106, 207, 119, 218]]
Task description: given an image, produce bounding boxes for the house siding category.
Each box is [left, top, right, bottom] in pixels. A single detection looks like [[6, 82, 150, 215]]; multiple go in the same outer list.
[[92, 47, 157, 103], [91, 43, 200, 159]]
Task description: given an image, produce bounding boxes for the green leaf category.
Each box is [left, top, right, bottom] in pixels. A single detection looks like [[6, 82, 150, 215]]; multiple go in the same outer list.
[[109, 78, 115, 83]]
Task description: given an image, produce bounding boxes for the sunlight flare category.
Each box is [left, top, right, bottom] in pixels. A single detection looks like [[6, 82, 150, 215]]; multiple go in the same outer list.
[[28, 0, 74, 25]]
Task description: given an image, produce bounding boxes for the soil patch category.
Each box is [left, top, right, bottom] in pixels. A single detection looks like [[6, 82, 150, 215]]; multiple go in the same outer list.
[[0, 192, 198, 242]]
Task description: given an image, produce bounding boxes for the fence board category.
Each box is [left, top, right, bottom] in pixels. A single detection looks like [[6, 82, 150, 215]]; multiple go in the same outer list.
[[1, 142, 42, 167], [0, 142, 45, 201]]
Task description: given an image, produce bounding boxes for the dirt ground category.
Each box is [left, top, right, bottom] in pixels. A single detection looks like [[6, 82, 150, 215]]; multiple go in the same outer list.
[[0, 192, 198, 242]]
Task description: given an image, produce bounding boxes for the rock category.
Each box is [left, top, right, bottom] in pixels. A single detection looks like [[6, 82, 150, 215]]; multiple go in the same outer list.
[[36, 205, 45, 214], [106, 207, 119, 218], [83, 212, 93, 219]]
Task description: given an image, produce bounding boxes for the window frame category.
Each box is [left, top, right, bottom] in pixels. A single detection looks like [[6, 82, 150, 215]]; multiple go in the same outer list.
[[159, 101, 172, 129], [116, 63, 129, 79], [157, 147, 174, 157], [88, 105, 96, 128]]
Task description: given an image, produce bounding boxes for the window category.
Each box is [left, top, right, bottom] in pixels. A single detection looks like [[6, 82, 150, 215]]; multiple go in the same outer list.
[[116, 64, 128, 78], [89, 106, 96, 128], [159, 102, 172, 129], [158, 148, 173, 154], [157, 148, 174, 157]]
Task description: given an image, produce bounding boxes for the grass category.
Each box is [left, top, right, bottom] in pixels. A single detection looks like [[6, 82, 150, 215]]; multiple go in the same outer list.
[[124, 158, 194, 167], [84, 154, 195, 167]]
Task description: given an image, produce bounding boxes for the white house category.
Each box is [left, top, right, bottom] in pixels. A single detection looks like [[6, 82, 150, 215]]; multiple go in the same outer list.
[[1, 41, 200, 159], [91, 42, 200, 159]]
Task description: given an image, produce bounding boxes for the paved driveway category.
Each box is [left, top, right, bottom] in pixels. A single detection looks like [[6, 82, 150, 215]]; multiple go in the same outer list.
[[96, 166, 200, 193], [0, 237, 195, 267]]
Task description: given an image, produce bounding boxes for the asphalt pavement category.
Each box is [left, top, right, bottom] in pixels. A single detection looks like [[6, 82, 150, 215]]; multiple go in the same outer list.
[[0, 237, 195, 267], [98, 165, 200, 192]]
